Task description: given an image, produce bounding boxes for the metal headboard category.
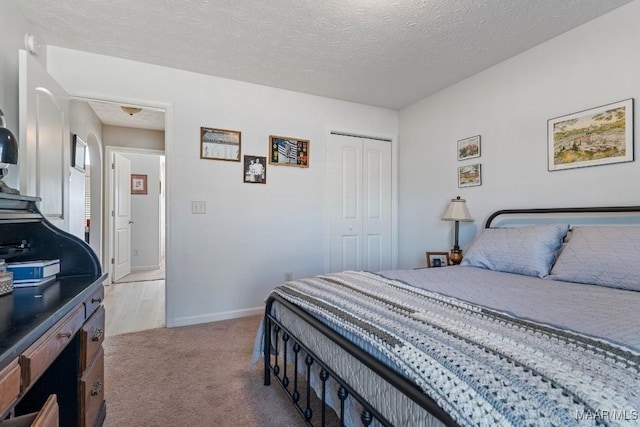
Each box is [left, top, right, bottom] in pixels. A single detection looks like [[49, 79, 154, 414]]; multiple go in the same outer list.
[[485, 206, 640, 229]]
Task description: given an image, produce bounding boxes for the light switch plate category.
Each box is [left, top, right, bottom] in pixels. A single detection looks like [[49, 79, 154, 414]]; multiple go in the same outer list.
[[192, 201, 206, 214]]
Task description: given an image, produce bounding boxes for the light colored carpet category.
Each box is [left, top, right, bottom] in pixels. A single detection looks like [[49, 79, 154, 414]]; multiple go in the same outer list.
[[103, 315, 306, 427]]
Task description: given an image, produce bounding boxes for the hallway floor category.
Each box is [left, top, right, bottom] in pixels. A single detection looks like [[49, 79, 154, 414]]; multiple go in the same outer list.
[[104, 279, 165, 337], [113, 257, 165, 284]]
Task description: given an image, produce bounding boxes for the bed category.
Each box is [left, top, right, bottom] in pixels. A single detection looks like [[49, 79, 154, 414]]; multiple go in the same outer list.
[[257, 206, 640, 426]]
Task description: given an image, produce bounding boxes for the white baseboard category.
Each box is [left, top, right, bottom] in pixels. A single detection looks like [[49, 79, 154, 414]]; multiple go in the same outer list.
[[131, 264, 161, 272], [167, 306, 264, 328]]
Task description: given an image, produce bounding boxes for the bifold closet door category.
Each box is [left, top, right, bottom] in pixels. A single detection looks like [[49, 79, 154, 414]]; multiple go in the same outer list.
[[328, 134, 391, 273]]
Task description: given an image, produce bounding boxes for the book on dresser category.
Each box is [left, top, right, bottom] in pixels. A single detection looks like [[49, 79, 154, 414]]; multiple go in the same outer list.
[[6, 259, 60, 281], [12, 274, 57, 288]]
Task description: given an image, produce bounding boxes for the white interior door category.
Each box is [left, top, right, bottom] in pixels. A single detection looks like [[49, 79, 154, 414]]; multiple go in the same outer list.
[[362, 139, 392, 271], [18, 50, 69, 230], [328, 134, 392, 272], [328, 135, 362, 271], [113, 152, 132, 281]]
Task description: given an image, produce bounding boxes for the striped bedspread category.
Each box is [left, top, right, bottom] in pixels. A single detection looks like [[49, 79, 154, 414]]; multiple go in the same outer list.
[[271, 271, 640, 427]]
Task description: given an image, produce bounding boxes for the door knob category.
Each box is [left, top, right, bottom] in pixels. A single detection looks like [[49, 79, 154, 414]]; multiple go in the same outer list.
[[129, 220, 134, 224]]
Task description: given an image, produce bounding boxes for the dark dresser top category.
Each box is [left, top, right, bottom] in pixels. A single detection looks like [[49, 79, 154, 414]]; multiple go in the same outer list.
[[0, 273, 107, 370], [0, 193, 106, 370]]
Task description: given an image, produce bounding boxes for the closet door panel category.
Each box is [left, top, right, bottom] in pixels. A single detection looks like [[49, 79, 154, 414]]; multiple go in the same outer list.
[[328, 134, 391, 272], [329, 135, 363, 272], [362, 140, 392, 271]]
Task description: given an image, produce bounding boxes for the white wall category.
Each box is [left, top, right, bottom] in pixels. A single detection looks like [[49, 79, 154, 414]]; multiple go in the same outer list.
[[46, 48, 398, 326], [103, 125, 164, 151], [398, 0, 640, 269], [124, 152, 162, 270]]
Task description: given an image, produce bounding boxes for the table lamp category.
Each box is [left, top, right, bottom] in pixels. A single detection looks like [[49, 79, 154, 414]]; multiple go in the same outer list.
[[0, 109, 19, 194], [441, 196, 473, 264]]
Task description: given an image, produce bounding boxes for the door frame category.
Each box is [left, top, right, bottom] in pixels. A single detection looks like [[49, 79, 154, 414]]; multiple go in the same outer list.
[[61, 93, 172, 326], [323, 129, 399, 273], [105, 145, 165, 284], [69, 95, 171, 277]]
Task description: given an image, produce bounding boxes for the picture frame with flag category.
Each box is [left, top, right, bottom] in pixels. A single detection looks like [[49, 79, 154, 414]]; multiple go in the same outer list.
[[269, 135, 309, 167]]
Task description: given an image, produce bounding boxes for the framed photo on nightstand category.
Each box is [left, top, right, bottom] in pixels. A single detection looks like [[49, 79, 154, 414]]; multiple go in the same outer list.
[[426, 251, 450, 268]]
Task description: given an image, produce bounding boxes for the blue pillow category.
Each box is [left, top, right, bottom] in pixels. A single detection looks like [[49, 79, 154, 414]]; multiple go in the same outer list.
[[460, 224, 569, 278], [547, 226, 640, 291]]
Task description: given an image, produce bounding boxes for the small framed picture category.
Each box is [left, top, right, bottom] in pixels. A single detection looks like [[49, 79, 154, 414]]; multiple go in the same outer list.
[[200, 127, 241, 162], [72, 134, 87, 172], [269, 135, 309, 167], [458, 163, 482, 188], [457, 135, 480, 161], [131, 174, 148, 195], [243, 155, 267, 184], [426, 251, 450, 268]]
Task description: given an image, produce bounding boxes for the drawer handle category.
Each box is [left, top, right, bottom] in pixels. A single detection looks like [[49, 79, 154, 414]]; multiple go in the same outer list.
[[92, 328, 104, 342], [90, 379, 103, 396], [91, 297, 102, 304], [58, 331, 73, 339]]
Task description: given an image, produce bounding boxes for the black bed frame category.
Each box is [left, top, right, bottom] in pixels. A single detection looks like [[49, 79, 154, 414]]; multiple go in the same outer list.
[[485, 205, 640, 228], [264, 205, 640, 427], [263, 294, 457, 426]]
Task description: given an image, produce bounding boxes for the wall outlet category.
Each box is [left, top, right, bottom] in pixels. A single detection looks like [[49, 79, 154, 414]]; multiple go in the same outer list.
[[133, 249, 139, 256], [285, 272, 293, 281]]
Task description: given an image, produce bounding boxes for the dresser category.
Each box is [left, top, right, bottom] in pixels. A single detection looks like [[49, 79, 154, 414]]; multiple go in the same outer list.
[[0, 194, 107, 426]]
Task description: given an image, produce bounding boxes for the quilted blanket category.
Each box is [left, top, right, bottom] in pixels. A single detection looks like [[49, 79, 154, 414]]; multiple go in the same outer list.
[[271, 271, 640, 427]]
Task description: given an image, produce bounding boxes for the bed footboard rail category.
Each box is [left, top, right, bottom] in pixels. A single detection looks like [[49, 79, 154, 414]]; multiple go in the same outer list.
[[263, 294, 457, 427]]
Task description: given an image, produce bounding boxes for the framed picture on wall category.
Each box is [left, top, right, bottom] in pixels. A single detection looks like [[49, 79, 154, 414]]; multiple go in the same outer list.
[[548, 98, 634, 171], [458, 163, 481, 187], [200, 127, 241, 162], [243, 155, 267, 184], [269, 135, 309, 167], [72, 134, 87, 172], [131, 174, 148, 195], [457, 135, 480, 161]]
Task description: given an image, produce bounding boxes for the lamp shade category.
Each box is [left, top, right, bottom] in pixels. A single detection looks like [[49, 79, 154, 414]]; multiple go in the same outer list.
[[441, 196, 473, 222], [0, 109, 18, 165]]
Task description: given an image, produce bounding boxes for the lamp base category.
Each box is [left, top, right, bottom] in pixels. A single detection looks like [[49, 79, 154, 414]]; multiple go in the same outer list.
[[450, 249, 463, 265], [0, 178, 19, 195]]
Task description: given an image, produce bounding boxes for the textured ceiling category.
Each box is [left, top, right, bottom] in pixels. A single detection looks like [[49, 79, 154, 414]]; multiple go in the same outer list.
[[87, 102, 165, 131], [15, 0, 634, 111]]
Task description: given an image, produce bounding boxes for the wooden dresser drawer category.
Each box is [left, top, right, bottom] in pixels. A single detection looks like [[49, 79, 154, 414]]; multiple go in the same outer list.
[[84, 287, 104, 319], [0, 359, 21, 417], [19, 305, 85, 392], [79, 348, 104, 427], [0, 394, 58, 427], [79, 306, 105, 372]]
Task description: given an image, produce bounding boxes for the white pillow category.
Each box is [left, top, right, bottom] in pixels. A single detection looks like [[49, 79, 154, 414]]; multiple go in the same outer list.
[[461, 224, 569, 278], [547, 225, 640, 291]]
